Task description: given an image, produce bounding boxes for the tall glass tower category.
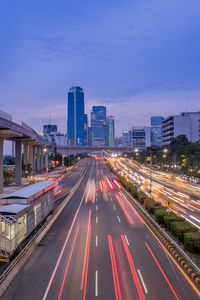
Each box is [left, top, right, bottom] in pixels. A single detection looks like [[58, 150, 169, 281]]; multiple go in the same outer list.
[[106, 116, 115, 147], [91, 106, 107, 146], [151, 116, 164, 147], [67, 86, 85, 146]]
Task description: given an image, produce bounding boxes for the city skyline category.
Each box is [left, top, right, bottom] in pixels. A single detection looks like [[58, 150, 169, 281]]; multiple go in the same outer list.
[[1, 1, 200, 136]]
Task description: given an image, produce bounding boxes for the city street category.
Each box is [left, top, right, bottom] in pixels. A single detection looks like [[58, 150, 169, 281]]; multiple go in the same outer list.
[[115, 158, 200, 229], [2, 158, 199, 300]]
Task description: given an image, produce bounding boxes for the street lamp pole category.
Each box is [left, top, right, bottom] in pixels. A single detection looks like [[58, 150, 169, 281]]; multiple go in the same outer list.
[[150, 147, 152, 201]]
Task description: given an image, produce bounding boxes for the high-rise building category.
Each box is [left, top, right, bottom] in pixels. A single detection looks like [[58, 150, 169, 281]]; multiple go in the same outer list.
[[162, 112, 200, 146], [151, 116, 164, 148], [115, 136, 122, 147], [131, 127, 151, 149], [67, 86, 85, 146], [88, 127, 92, 146], [43, 124, 57, 135], [122, 131, 131, 146], [106, 116, 115, 147], [91, 106, 107, 146], [45, 132, 67, 146], [83, 114, 88, 145]]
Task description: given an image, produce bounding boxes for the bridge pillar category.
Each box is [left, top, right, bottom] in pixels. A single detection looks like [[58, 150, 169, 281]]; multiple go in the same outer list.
[[44, 153, 48, 171], [28, 145, 33, 173], [23, 143, 28, 169], [37, 146, 41, 172], [40, 148, 44, 170], [32, 146, 36, 174], [15, 140, 22, 185], [0, 137, 4, 193]]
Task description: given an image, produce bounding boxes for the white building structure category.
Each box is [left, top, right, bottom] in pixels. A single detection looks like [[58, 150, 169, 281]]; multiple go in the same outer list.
[[131, 127, 151, 149], [162, 112, 200, 146], [0, 181, 56, 258]]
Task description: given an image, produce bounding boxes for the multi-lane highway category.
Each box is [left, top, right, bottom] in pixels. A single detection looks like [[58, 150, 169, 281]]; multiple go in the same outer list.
[[114, 158, 200, 229], [2, 158, 200, 299]]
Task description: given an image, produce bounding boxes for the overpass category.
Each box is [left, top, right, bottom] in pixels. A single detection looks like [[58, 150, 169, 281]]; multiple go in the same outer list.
[[0, 110, 52, 193], [57, 145, 135, 155], [0, 109, 136, 193]]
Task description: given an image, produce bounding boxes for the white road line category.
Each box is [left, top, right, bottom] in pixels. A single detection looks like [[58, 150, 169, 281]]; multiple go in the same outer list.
[[96, 216, 98, 223], [117, 216, 121, 223], [96, 205, 98, 211], [190, 215, 200, 224], [137, 269, 148, 294], [96, 235, 98, 247], [113, 204, 116, 210], [124, 235, 130, 246], [42, 161, 94, 300], [95, 270, 98, 296], [110, 198, 113, 201], [96, 198, 98, 202]]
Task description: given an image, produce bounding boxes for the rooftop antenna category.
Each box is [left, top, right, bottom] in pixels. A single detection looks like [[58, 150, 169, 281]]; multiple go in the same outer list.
[[49, 114, 51, 124]]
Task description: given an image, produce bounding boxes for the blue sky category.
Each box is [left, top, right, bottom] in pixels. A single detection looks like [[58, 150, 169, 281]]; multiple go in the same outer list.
[[1, 0, 200, 137]]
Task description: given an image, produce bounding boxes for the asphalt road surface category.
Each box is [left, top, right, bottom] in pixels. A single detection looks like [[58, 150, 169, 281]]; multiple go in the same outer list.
[[116, 158, 200, 229], [2, 158, 200, 300]]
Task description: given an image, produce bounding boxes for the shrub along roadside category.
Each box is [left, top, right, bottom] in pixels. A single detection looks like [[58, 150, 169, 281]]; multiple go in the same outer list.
[[106, 160, 200, 254]]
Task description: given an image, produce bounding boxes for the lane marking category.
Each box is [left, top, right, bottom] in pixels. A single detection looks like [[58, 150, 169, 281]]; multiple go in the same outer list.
[[116, 194, 134, 225], [81, 210, 91, 290], [144, 222, 200, 297], [42, 161, 94, 300], [58, 226, 80, 300], [96, 198, 98, 202], [124, 235, 130, 246], [96, 205, 98, 211], [145, 241, 179, 300], [95, 270, 98, 296], [181, 214, 200, 229], [111, 198, 113, 202], [113, 204, 116, 210], [96, 235, 98, 247], [83, 225, 92, 300], [96, 216, 98, 223], [108, 235, 122, 300], [137, 269, 148, 294], [121, 235, 145, 300], [117, 216, 121, 223], [119, 192, 144, 224]]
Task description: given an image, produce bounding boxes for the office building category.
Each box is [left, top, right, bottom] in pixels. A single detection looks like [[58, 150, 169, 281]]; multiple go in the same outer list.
[[45, 132, 67, 146], [115, 137, 122, 147], [84, 114, 88, 145], [131, 127, 151, 149], [151, 116, 164, 148], [122, 131, 131, 146], [67, 86, 85, 146], [88, 127, 92, 146], [162, 112, 200, 146], [43, 124, 57, 135], [106, 116, 115, 147], [91, 106, 107, 146]]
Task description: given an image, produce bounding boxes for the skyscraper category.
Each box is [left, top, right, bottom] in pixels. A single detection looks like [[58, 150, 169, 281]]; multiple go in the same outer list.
[[83, 114, 88, 145], [91, 106, 107, 146], [106, 116, 115, 147], [151, 116, 164, 147], [43, 124, 58, 135], [67, 86, 85, 146]]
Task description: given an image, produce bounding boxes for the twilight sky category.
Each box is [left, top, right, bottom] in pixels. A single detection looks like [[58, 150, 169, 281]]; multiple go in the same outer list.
[[0, 0, 200, 137]]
